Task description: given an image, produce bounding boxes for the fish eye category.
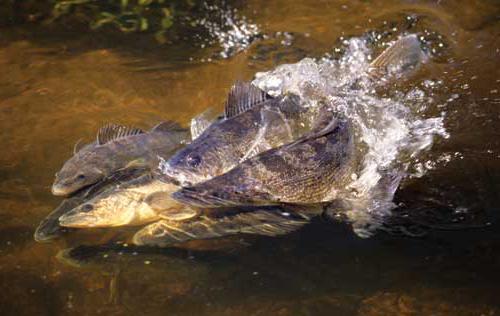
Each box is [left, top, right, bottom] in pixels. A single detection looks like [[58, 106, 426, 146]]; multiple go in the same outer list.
[[76, 174, 86, 180], [186, 155, 202, 168], [81, 204, 94, 212]]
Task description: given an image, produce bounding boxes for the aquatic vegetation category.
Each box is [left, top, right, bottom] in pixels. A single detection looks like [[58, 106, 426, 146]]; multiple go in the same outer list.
[[51, 0, 194, 42]]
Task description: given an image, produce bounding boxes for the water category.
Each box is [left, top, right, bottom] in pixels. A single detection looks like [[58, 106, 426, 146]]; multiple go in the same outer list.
[[1, 0, 500, 315]]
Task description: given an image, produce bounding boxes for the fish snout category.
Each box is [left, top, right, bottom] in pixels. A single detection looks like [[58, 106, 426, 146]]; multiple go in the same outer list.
[[158, 167, 196, 187], [51, 183, 71, 196], [59, 206, 98, 228]]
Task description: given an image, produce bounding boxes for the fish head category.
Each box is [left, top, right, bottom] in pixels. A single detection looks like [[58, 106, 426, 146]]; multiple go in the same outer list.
[[52, 153, 106, 196], [58, 192, 136, 228], [159, 141, 229, 186], [34, 217, 69, 242]]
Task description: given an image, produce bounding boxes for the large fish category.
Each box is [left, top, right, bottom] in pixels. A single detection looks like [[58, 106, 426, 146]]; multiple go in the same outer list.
[[133, 206, 313, 247], [35, 168, 148, 242], [172, 112, 354, 208], [160, 35, 424, 188], [58, 172, 198, 228], [159, 82, 313, 186], [52, 121, 190, 196]]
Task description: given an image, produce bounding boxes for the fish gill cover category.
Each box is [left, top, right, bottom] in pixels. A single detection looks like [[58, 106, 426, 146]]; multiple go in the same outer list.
[[253, 35, 449, 237]]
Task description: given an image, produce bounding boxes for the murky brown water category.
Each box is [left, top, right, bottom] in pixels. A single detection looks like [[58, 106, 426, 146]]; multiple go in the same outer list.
[[1, 0, 499, 315]]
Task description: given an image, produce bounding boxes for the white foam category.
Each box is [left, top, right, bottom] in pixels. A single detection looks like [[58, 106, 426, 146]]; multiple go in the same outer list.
[[194, 4, 260, 58], [253, 35, 449, 237]]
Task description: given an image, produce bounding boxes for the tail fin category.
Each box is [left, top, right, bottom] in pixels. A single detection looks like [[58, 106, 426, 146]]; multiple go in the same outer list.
[[369, 35, 425, 78]]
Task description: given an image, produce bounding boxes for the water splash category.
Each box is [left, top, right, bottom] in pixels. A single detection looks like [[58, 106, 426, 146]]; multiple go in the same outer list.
[[253, 35, 449, 237], [191, 3, 260, 58]]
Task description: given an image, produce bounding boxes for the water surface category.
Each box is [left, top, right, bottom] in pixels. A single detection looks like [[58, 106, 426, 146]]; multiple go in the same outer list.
[[0, 0, 499, 315]]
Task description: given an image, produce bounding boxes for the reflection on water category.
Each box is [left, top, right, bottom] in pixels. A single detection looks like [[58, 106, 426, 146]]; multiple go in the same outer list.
[[0, 0, 499, 315]]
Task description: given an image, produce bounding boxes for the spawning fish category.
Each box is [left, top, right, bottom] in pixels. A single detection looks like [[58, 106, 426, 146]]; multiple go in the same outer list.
[[172, 112, 354, 208], [52, 121, 189, 196], [35, 168, 149, 242], [58, 173, 197, 228], [160, 35, 424, 187], [159, 81, 312, 186]]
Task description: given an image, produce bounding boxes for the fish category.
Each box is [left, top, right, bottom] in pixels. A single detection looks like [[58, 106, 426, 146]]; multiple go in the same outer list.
[[58, 172, 198, 228], [52, 121, 190, 196], [368, 34, 426, 80], [160, 36, 424, 188], [34, 168, 149, 242], [159, 81, 313, 187], [172, 112, 354, 208], [132, 206, 312, 247]]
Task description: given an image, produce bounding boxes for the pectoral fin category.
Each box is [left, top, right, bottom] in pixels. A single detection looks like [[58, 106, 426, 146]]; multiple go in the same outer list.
[[144, 191, 176, 211], [158, 208, 199, 221]]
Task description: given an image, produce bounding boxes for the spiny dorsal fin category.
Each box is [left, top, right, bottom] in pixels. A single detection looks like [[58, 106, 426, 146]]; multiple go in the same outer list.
[[224, 81, 270, 119], [190, 108, 219, 140], [369, 35, 425, 77], [97, 124, 144, 145], [151, 121, 185, 133]]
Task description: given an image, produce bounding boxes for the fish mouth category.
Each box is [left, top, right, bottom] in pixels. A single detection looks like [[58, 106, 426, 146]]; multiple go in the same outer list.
[[33, 228, 60, 242], [51, 184, 72, 196], [172, 187, 241, 208], [158, 162, 206, 187], [59, 211, 100, 228]]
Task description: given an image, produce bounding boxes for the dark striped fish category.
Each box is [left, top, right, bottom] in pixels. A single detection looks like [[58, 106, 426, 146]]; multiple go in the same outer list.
[[172, 114, 355, 208], [159, 81, 313, 187]]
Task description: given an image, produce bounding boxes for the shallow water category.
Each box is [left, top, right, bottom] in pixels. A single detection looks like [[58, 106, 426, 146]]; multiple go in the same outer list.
[[1, 0, 500, 315]]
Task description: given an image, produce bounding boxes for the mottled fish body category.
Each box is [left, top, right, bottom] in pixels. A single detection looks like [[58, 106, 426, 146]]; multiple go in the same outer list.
[[173, 113, 354, 208], [58, 173, 197, 228], [35, 168, 148, 242], [52, 122, 189, 196], [160, 82, 312, 186], [161, 35, 425, 188]]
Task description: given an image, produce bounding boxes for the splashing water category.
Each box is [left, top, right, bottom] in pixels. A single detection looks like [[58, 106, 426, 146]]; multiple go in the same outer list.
[[253, 35, 449, 237], [192, 4, 260, 58]]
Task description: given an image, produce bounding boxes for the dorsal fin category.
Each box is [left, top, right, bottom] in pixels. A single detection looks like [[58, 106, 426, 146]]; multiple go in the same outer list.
[[73, 139, 85, 154], [369, 35, 425, 77], [224, 81, 270, 118], [97, 124, 144, 145], [190, 108, 219, 140], [151, 120, 184, 133]]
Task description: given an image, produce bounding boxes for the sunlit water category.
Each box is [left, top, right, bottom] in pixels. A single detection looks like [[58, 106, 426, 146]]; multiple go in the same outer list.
[[0, 0, 499, 315]]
